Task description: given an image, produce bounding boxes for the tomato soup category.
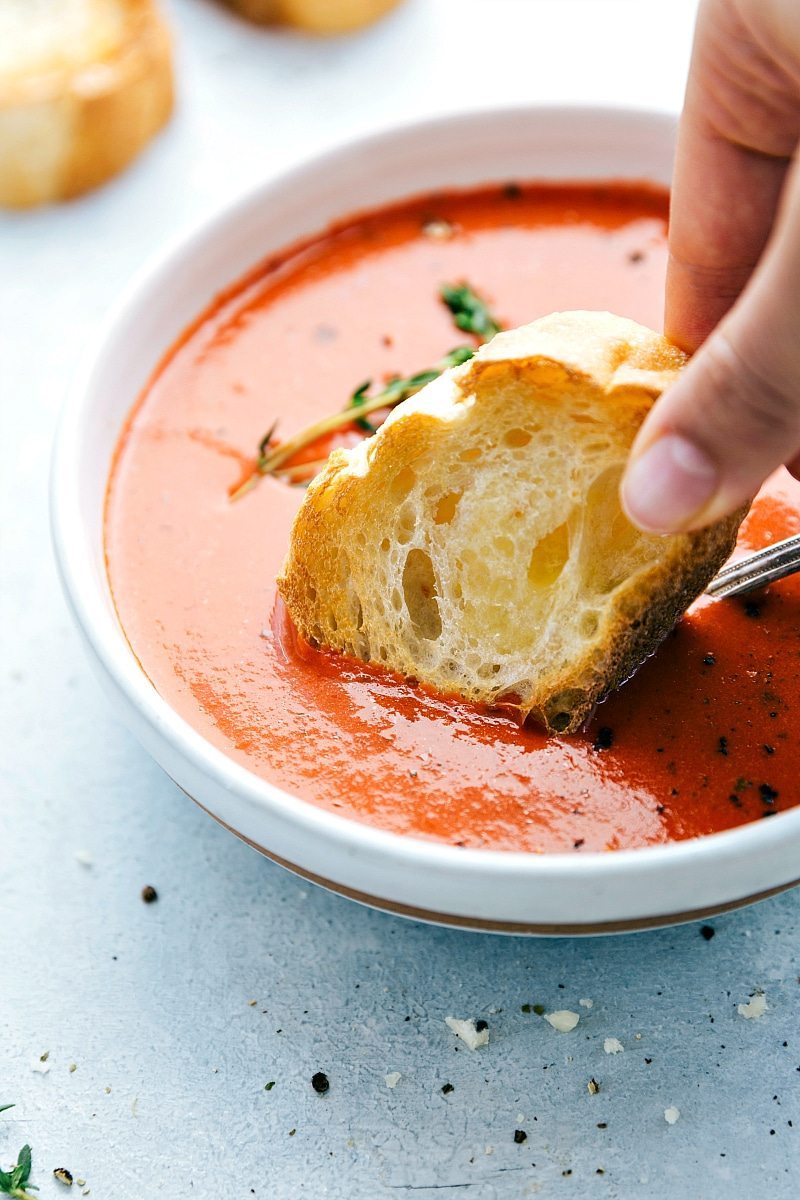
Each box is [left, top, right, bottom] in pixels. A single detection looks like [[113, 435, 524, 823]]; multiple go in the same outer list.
[[105, 183, 800, 853]]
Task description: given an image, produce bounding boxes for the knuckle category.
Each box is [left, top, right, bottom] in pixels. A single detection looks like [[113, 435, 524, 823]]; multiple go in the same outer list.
[[701, 331, 800, 437]]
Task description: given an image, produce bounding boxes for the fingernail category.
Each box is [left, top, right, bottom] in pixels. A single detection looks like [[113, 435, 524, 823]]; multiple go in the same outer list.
[[621, 435, 718, 533]]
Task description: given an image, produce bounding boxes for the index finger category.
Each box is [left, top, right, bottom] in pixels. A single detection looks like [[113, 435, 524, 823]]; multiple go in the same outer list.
[[666, 0, 796, 351]]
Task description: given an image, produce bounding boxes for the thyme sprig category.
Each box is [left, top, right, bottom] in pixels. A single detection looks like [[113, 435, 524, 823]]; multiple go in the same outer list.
[[440, 283, 502, 340], [0, 1144, 37, 1200], [233, 282, 502, 499]]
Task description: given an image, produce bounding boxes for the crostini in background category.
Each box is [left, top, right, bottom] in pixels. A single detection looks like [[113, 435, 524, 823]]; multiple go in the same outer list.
[[223, 0, 405, 35], [0, 0, 174, 209]]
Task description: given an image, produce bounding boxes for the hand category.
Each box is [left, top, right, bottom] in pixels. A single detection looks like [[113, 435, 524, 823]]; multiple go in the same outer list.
[[621, 0, 800, 533]]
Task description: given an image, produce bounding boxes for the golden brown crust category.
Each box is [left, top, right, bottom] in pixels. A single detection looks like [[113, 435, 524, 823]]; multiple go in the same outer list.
[[278, 312, 748, 734], [223, 0, 402, 34], [0, 0, 174, 209]]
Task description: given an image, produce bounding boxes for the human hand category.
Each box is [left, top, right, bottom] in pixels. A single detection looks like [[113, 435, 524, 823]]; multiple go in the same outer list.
[[621, 0, 800, 533]]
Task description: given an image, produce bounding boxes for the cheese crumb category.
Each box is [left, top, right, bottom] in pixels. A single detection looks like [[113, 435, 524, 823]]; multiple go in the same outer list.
[[445, 1016, 489, 1050], [603, 1037, 624, 1054], [544, 1010, 580, 1033], [737, 991, 767, 1020], [579, 998, 593, 1009], [384, 1072, 401, 1088], [664, 1106, 680, 1125]]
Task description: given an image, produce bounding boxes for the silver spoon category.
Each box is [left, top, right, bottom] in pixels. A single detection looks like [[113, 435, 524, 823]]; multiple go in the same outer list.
[[705, 532, 800, 599]]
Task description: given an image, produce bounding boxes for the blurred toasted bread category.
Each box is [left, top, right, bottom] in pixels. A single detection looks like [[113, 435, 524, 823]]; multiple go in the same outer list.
[[278, 311, 746, 734], [0, 0, 173, 208], [224, 0, 403, 34]]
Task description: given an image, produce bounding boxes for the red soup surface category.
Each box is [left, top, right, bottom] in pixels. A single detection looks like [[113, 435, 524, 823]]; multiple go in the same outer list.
[[106, 183, 800, 853]]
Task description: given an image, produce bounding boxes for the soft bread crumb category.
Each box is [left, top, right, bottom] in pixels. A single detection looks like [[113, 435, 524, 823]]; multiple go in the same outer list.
[[737, 992, 767, 1019], [579, 998, 594, 1009], [445, 1016, 489, 1050], [384, 1071, 401, 1088], [544, 1010, 580, 1033], [664, 1106, 681, 1125], [279, 312, 746, 734], [603, 1037, 624, 1054]]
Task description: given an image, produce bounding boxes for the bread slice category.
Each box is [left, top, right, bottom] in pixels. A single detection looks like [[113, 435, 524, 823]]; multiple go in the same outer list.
[[223, 0, 402, 34], [278, 312, 745, 734], [0, 0, 173, 208]]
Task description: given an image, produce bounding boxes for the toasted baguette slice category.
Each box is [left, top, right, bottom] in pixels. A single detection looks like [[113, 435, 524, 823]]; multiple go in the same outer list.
[[0, 0, 173, 209], [278, 312, 745, 734], [224, 0, 402, 34]]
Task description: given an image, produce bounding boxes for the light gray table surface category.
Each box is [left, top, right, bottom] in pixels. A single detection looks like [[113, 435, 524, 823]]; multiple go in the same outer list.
[[2, 1, 798, 1196]]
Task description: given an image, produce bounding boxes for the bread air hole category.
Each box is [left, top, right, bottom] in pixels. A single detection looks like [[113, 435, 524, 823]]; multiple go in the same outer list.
[[503, 427, 533, 448], [402, 548, 442, 641], [493, 535, 515, 558], [391, 465, 417, 499], [434, 492, 462, 525], [546, 689, 586, 731], [527, 521, 571, 589]]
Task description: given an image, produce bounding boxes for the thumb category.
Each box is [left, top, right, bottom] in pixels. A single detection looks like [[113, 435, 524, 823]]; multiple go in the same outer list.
[[622, 157, 800, 534]]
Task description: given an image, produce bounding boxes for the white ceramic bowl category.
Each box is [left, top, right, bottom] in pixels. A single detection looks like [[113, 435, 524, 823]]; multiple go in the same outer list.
[[51, 106, 800, 934]]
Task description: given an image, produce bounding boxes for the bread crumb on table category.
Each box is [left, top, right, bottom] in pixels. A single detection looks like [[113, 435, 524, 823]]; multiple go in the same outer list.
[[664, 1106, 681, 1124], [738, 991, 768, 1019], [604, 1037, 624, 1054], [445, 1016, 489, 1050], [544, 1010, 580, 1033]]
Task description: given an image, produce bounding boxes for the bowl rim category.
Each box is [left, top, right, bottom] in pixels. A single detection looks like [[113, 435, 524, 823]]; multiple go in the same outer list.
[[50, 101, 800, 894]]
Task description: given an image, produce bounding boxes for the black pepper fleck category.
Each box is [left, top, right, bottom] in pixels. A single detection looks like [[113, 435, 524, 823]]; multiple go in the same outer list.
[[141, 885, 158, 903], [513, 1129, 528, 1144], [700, 925, 715, 941], [475, 1020, 488, 1032], [593, 726, 614, 751], [311, 1072, 330, 1095], [744, 601, 762, 618], [628, 250, 645, 263], [503, 182, 522, 199], [718, 736, 729, 756], [760, 783, 779, 803], [573, 838, 585, 849], [703, 653, 716, 666], [441, 1083, 454, 1095]]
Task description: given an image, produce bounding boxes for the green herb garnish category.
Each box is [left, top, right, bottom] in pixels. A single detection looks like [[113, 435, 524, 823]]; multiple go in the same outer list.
[[233, 282, 502, 499], [349, 381, 378, 433], [440, 283, 502, 340], [0, 1144, 38, 1199]]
